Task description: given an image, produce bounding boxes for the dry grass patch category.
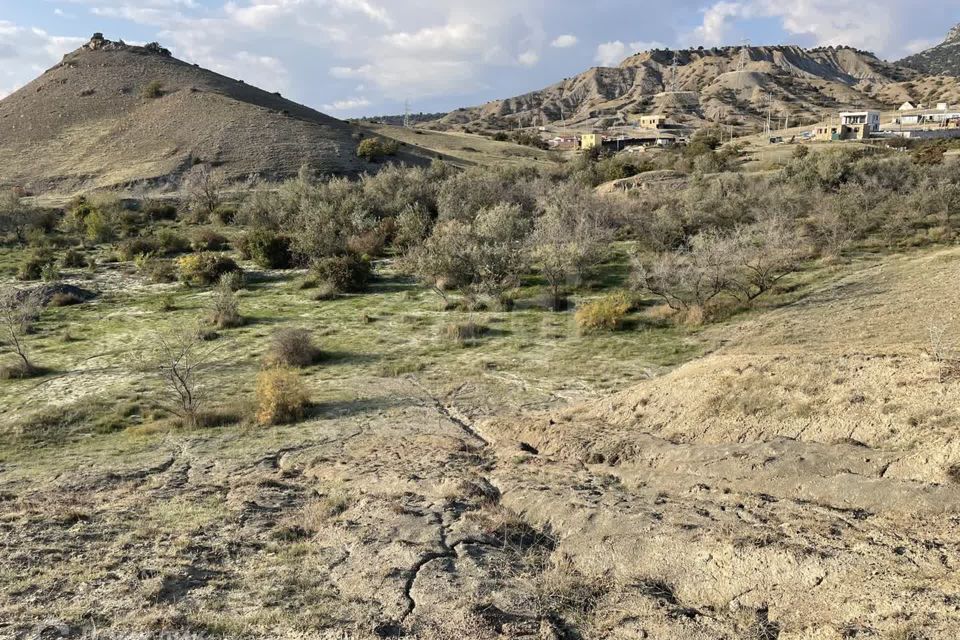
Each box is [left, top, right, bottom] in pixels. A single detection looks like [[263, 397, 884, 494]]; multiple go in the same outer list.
[[442, 321, 489, 345], [575, 292, 631, 334]]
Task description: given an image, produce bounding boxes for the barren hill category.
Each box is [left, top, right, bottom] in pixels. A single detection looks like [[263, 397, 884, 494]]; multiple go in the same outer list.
[[435, 43, 960, 133], [899, 24, 960, 77], [0, 34, 370, 193]]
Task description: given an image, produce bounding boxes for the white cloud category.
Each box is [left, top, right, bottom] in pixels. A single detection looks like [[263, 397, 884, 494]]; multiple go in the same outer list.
[[322, 96, 372, 110], [595, 41, 627, 66], [0, 21, 85, 97], [551, 34, 578, 48], [693, 1, 749, 46], [517, 49, 540, 66]]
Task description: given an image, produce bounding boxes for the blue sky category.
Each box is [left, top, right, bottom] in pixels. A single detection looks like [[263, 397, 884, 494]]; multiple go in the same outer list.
[[0, 1, 957, 116]]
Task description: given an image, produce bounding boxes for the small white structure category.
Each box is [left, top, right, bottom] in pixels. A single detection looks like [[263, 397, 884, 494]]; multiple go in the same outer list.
[[899, 101, 917, 111]]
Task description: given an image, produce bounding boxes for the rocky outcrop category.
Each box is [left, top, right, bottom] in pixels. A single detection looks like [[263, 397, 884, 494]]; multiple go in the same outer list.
[[898, 24, 960, 77]]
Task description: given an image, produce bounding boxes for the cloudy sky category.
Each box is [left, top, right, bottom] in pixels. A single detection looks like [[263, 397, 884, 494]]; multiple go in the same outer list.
[[0, 1, 957, 116]]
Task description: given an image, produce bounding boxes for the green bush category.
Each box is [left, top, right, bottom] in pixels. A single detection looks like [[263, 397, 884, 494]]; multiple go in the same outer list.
[[212, 205, 238, 225], [178, 252, 241, 286], [156, 229, 191, 255], [17, 250, 55, 281], [357, 137, 400, 162], [118, 237, 160, 261], [144, 201, 178, 221], [238, 229, 293, 268], [61, 248, 86, 268], [190, 229, 229, 252], [312, 254, 371, 293]]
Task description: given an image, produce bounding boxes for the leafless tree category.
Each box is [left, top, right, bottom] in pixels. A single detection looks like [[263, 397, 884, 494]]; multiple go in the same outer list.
[[184, 165, 226, 222], [0, 287, 44, 377], [529, 193, 612, 311], [141, 326, 224, 427], [727, 219, 807, 302], [929, 322, 960, 383]]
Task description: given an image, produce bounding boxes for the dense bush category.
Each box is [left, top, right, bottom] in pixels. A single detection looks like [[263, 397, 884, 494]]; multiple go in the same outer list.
[[178, 253, 241, 286], [144, 201, 178, 221], [575, 292, 632, 333], [312, 254, 371, 293], [357, 137, 400, 161], [191, 229, 229, 252], [17, 250, 55, 281], [264, 328, 320, 368], [255, 366, 309, 426], [238, 229, 293, 268]]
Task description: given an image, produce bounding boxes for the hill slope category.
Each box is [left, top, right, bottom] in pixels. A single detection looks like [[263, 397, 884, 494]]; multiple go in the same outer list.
[[899, 24, 960, 76], [0, 34, 369, 193], [435, 43, 960, 133]]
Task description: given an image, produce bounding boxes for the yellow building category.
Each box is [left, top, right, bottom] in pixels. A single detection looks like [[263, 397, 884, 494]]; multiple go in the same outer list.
[[580, 133, 602, 150]]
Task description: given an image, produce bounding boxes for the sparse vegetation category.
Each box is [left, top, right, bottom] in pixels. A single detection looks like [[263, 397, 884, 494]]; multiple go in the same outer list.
[[0, 287, 44, 379]]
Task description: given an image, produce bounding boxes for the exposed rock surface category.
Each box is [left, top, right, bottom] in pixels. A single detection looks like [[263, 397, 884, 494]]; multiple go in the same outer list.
[[899, 24, 960, 77]]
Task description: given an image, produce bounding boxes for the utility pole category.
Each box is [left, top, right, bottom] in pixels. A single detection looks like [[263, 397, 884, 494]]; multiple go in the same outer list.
[[670, 50, 679, 93]]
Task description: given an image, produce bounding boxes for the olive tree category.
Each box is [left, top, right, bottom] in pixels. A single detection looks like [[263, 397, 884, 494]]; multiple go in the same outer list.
[[528, 191, 612, 311]]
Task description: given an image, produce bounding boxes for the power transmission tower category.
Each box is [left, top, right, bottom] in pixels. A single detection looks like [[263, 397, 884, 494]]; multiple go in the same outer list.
[[403, 100, 411, 128], [736, 39, 751, 93]]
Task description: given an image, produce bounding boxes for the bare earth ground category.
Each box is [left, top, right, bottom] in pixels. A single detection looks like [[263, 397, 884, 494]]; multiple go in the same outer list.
[[2, 247, 959, 639]]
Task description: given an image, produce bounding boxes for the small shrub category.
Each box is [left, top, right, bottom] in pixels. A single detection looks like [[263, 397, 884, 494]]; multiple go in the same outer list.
[[178, 253, 241, 286], [61, 249, 86, 268], [357, 137, 400, 162], [119, 237, 160, 261], [191, 229, 229, 252], [575, 292, 631, 333], [40, 262, 61, 282], [156, 229, 191, 255], [84, 210, 115, 244], [144, 201, 178, 221], [311, 283, 339, 301], [212, 205, 238, 225], [255, 366, 309, 426], [17, 251, 54, 281], [312, 254, 371, 293], [238, 229, 293, 269], [142, 80, 164, 99], [208, 275, 243, 329], [141, 258, 178, 283], [442, 321, 488, 345], [49, 292, 84, 307], [264, 328, 320, 368], [156, 295, 177, 312]]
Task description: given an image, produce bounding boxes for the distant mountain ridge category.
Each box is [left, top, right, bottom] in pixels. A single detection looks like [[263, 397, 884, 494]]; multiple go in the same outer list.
[[0, 34, 379, 193], [434, 36, 960, 134], [898, 23, 960, 77]]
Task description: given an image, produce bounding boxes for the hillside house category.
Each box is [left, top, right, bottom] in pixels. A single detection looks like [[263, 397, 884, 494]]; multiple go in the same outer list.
[[814, 111, 880, 141], [636, 114, 667, 129]]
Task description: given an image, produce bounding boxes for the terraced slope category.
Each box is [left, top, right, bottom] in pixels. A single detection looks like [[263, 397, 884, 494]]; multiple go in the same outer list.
[[436, 44, 960, 133]]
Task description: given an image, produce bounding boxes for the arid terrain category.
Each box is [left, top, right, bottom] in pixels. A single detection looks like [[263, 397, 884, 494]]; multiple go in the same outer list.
[[2, 21, 960, 640]]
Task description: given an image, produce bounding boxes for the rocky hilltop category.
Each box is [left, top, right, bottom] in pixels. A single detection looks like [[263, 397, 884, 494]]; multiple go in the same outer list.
[[435, 43, 960, 132], [0, 34, 372, 193], [898, 23, 960, 77]]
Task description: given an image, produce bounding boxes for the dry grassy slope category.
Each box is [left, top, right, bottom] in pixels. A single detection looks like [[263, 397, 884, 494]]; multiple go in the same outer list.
[[435, 44, 960, 133], [480, 248, 960, 638], [0, 38, 373, 192]]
